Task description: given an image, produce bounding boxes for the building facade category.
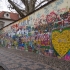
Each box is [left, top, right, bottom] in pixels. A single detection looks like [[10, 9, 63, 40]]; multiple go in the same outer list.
[[0, 11, 20, 29]]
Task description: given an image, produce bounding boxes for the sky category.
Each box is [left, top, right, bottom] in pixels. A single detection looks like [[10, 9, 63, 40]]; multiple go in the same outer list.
[[0, 0, 47, 12], [0, 0, 17, 12], [0, 0, 27, 12], [0, 0, 10, 11]]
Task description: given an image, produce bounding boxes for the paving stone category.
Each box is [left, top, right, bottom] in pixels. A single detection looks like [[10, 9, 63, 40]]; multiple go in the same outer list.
[[6, 63, 19, 69], [0, 66, 5, 70], [0, 47, 68, 70]]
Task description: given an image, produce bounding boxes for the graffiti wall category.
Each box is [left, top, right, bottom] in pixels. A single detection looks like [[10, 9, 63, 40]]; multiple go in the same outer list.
[[2, 0, 70, 61]]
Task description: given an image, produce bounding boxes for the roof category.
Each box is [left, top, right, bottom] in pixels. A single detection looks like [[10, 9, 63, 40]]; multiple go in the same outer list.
[[0, 11, 20, 21]]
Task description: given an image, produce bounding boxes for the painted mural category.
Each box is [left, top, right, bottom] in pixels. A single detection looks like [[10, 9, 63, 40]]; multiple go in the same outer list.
[[1, 0, 70, 61], [52, 27, 70, 60]]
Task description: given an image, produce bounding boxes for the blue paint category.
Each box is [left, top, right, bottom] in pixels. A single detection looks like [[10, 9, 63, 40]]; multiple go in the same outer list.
[[55, 0, 64, 6], [44, 7, 49, 14], [67, 51, 70, 56], [37, 13, 41, 18], [53, 6, 58, 11]]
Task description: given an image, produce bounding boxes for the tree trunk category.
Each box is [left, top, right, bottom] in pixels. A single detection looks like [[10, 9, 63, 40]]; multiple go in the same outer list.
[[8, 0, 25, 17]]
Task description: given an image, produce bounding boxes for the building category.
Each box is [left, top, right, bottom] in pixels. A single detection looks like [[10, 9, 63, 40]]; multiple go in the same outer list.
[[0, 11, 20, 29]]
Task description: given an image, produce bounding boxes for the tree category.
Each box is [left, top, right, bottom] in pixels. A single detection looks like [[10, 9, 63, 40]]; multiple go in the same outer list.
[[8, 0, 54, 49], [8, 0, 52, 17]]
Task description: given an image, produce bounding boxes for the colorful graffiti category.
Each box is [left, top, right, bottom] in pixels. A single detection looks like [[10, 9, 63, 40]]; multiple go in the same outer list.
[[52, 28, 70, 57], [1, 0, 70, 61]]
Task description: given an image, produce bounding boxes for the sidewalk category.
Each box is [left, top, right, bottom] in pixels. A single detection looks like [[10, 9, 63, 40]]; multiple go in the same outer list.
[[0, 47, 69, 70]]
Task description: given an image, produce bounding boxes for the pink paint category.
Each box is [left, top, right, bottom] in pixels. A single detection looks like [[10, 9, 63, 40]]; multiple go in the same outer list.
[[64, 55, 70, 61], [58, 8, 67, 12], [46, 15, 53, 23], [46, 11, 57, 23]]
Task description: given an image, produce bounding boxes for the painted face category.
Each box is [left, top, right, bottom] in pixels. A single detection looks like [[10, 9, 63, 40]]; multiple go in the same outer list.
[[46, 15, 53, 23]]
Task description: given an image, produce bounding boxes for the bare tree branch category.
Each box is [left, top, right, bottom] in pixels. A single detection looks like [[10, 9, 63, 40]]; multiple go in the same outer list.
[[35, 0, 50, 9], [8, 0, 25, 17], [8, 0, 52, 17]]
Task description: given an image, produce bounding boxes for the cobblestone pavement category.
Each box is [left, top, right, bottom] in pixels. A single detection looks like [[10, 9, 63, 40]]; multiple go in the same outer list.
[[0, 47, 60, 70]]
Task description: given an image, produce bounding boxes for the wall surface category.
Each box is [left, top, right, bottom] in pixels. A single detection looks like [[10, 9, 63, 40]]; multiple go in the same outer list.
[[2, 0, 70, 61], [0, 19, 13, 28]]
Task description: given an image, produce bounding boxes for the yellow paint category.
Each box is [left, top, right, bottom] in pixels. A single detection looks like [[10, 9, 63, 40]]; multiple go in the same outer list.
[[22, 17, 28, 21], [52, 30, 70, 57], [19, 16, 28, 22]]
